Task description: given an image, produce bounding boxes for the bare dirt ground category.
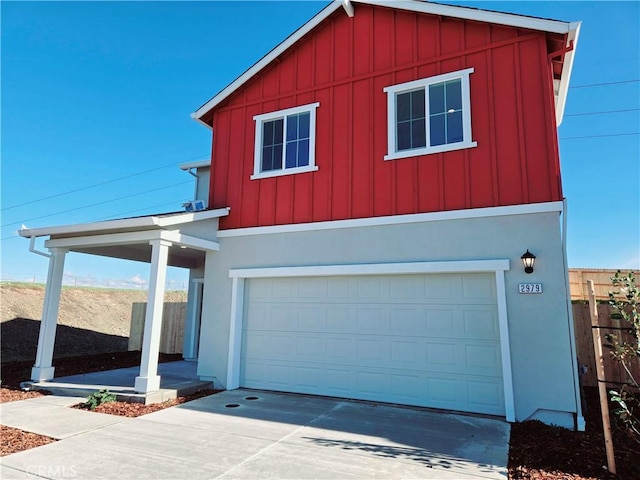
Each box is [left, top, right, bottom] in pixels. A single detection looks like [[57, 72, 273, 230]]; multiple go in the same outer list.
[[0, 284, 637, 478], [1, 283, 186, 363]]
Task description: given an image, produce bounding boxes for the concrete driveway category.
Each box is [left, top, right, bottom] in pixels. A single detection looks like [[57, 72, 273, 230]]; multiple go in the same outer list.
[[1, 390, 509, 479]]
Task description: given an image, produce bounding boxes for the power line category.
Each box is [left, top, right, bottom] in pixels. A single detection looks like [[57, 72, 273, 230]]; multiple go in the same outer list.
[[560, 133, 639, 140], [1, 154, 207, 212], [570, 79, 639, 89], [579, 57, 640, 67], [565, 108, 640, 117], [2, 180, 192, 229], [91, 201, 185, 222]]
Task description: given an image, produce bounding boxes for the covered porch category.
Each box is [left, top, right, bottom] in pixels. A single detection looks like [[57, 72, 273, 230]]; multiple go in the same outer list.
[[18, 208, 228, 397], [23, 360, 211, 404]]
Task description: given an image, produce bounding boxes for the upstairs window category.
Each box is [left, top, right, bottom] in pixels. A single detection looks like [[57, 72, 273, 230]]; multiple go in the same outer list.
[[384, 68, 476, 160], [252, 103, 320, 179]]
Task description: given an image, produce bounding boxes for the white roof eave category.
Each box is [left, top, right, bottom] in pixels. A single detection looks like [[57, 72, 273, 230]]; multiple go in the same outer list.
[[555, 21, 581, 126], [192, 0, 576, 123], [179, 159, 211, 170], [18, 207, 230, 239]]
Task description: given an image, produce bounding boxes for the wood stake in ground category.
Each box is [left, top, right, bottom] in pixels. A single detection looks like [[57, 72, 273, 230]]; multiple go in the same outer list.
[[587, 279, 616, 474]]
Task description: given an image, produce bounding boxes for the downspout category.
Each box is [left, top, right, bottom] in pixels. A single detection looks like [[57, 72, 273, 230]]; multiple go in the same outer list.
[[29, 236, 51, 259], [561, 198, 585, 431]]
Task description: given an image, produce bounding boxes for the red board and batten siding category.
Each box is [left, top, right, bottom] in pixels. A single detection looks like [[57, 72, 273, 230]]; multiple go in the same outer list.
[[209, 4, 563, 230]]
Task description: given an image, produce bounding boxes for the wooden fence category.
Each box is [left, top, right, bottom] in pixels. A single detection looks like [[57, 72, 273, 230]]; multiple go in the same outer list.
[[573, 302, 639, 388], [128, 302, 186, 354], [569, 268, 633, 301]]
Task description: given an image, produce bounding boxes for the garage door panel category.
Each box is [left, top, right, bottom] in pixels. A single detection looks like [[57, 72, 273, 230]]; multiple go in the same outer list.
[[465, 344, 501, 372], [325, 368, 351, 395], [298, 277, 328, 298], [296, 335, 322, 357], [468, 380, 503, 409], [424, 276, 455, 298], [389, 276, 421, 299], [391, 340, 420, 363], [325, 337, 352, 359], [463, 309, 499, 337], [390, 308, 423, 333], [356, 277, 384, 299], [241, 274, 504, 416], [461, 274, 496, 300], [356, 307, 384, 330], [297, 307, 326, 330]]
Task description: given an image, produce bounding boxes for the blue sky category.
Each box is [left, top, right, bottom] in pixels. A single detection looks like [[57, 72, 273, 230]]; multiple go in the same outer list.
[[1, 1, 639, 289]]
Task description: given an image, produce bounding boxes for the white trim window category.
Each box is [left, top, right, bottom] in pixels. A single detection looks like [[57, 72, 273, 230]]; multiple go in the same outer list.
[[252, 102, 320, 179], [384, 68, 477, 160]]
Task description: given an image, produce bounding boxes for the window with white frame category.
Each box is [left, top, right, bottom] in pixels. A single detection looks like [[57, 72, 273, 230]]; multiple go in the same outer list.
[[384, 68, 476, 160], [251, 102, 320, 179]]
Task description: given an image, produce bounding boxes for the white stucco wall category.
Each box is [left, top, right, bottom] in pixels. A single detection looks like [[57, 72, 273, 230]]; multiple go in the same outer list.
[[198, 209, 579, 427]]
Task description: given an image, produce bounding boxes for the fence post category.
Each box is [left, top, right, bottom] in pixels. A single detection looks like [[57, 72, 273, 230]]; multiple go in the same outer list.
[[588, 279, 616, 474]]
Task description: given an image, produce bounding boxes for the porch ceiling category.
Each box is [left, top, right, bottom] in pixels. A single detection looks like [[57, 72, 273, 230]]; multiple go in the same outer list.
[[70, 243, 205, 269]]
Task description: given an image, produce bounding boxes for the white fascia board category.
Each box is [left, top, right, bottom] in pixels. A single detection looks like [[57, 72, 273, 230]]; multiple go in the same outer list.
[[192, 0, 574, 123], [179, 160, 211, 171], [19, 208, 230, 239], [20, 217, 164, 239], [218, 201, 564, 238], [230, 259, 510, 279], [155, 208, 229, 227], [192, 2, 342, 120], [555, 22, 581, 126], [360, 1, 572, 34]]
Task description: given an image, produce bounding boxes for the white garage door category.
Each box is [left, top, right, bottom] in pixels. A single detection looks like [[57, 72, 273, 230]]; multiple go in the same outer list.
[[241, 273, 504, 416]]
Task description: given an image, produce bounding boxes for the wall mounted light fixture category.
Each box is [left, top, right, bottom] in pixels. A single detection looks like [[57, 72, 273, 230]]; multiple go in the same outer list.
[[521, 250, 536, 274]]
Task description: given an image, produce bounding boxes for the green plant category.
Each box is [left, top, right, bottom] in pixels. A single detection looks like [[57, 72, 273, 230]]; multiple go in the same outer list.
[[605, 270, 640, 444], [81, 389, 117, 410]]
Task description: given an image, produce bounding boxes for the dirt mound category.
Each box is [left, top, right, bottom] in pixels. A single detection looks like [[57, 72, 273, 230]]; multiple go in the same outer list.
[[0, 283, 187, 362]]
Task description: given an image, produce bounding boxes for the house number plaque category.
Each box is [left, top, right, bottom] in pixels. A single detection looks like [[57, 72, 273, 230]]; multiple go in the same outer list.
[[518, 283, 543, 294]]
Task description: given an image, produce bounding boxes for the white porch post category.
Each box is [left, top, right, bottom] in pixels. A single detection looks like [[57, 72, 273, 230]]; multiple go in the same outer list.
[[134, 239, 171, 393], [31, 247, 68, 381]]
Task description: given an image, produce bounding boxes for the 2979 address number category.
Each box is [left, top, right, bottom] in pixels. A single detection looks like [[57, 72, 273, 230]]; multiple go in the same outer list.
[[518, 283, 542, 294]]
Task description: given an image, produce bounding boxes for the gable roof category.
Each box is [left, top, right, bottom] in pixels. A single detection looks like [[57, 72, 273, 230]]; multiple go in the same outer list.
[[192, 0, 580, 127]]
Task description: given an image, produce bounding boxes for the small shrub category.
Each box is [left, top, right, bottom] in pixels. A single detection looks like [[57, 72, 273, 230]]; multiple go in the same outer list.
[[81, 389, 117, 410]]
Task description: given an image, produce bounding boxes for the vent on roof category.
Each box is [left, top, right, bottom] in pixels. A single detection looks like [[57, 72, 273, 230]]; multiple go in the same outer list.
[[182, 200, 206, 212]]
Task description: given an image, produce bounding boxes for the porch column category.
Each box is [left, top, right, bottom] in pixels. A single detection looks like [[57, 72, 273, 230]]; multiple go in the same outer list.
[[134, 239, 171, 393], [31, 247, 68, 381]]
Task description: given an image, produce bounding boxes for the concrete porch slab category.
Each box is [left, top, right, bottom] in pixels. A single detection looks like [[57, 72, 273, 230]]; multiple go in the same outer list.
[[21, 361, 212, 404]]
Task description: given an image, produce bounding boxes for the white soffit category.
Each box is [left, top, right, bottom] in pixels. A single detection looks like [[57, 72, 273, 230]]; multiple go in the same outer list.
[[18, 208, 230, 239], [555, 22, 581, 126], [192, 0, 577, 123]]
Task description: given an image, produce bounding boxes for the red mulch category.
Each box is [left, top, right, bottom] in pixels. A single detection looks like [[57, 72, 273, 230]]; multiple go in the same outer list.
[[0, 388, 47, 403], [508, 387, 639, 479], [73, 388, 220, 417], [2, 352, 638, 478], [0, 425, 55, 457]]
